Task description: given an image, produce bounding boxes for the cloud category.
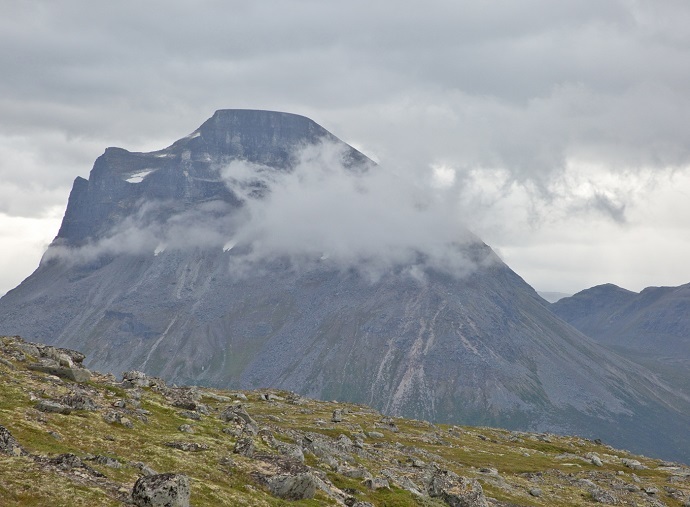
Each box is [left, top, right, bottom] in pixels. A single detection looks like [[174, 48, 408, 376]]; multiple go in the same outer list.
[[3, 0, 690, 293], [0, 210, 62, 297], [43, 141, 495, 282], [222, 141, 487, 278], [43, 198, 239, 265]]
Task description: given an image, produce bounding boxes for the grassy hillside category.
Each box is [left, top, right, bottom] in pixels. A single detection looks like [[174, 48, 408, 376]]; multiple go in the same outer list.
[[1, 335, 688, 506]]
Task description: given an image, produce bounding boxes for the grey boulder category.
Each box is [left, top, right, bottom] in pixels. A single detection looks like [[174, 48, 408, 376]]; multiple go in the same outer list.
[[132, 473, 190, 507]]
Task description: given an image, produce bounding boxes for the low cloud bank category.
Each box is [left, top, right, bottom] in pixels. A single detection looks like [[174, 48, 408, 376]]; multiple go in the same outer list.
[[42, 141, 496, 281]]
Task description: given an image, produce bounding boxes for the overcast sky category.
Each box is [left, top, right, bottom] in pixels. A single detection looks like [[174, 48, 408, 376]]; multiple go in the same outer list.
[[2, 0, 690, 296]]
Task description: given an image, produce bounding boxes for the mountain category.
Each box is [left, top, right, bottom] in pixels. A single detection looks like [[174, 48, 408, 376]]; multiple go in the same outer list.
[[1, 110, 689, 462], [552, 282, 690, 396], [552, 282, 690, 357], [2, 335, 689, 507]]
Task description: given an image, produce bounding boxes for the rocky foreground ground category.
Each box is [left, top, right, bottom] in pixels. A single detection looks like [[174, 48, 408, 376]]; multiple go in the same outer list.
[[0, 335, 689, 506]]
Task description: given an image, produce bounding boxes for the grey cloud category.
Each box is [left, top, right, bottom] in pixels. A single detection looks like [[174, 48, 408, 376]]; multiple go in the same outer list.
[[44, 141, 490, 282], [3, 0, 690, 292], [588, 193, 627, 224]]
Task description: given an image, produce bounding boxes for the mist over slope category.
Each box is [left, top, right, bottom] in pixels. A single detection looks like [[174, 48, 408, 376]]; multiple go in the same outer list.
[[1, 110, 689, 462]]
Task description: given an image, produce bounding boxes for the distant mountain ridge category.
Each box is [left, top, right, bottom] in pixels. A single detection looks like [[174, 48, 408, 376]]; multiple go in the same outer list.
[[552, 282, 690, 398], [552, 282, 690, 359], [1, 110, 690, 462]]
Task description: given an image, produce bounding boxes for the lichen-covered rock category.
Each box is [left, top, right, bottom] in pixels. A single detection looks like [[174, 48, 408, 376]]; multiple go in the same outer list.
[[61, 393, 97, 411], [28, 361, 91, 382], [17, 342, 40, 359], [267, 472, 317, 500], [164, 441, 208, 452], [363, 477, 390, 490], [233, 436, 255, 457], [131, 461, 158, 476], [220, 404, 257, 431], [275, 441, 305, 462], [427, 469, 489, 507], [48, 453, 104, 477], [178, 410, 201, 420], [103, 410, 134, 428], [123, 370, 151, 387], [590, 486, 619, 504], [132, 473, 190, 507], [88, 454, 121, 468], [0, 425, 25, 456], [49, 453, 84, 470], [621, 458, 647, 470], [36, 400, 72, 414]]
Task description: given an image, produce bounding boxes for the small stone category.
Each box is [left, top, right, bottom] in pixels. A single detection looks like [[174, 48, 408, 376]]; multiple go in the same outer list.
[[36, 400, 72, 415], [529, 487, 542, 497], [61, 393, 97, 411], [219, 456, 235, 467], [164, 441, 208, 452], [220, 404, 257, 431], [178, 424, 193, 433], [131, 461, 158, 476], [332, 409, 343, 422], [103, 411, 134, 428], [27, 362, 91, 382], [233, 437, 255, 457], [0, 357, 15, 369], [622, 458, 647, 470], [178, 410, 201, 420], [341, 467, 372, 480], [0, 425, 25, 456], [90, 455, 121, 468], [122, 370, 151, 388], [590, 487, 618, 504], [363, 477, 390, 490]]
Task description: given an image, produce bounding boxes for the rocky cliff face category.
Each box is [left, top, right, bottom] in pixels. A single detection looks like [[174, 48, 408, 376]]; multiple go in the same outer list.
[[1, 110, 689, 462]]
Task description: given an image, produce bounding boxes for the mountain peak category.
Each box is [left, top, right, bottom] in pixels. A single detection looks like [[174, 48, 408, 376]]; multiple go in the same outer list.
[[178, 108, 341, 166], [53, 110, 371, 245]]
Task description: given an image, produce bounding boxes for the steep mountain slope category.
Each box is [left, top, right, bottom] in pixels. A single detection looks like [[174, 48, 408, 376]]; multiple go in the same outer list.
[[1, 110, 689, 462]]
